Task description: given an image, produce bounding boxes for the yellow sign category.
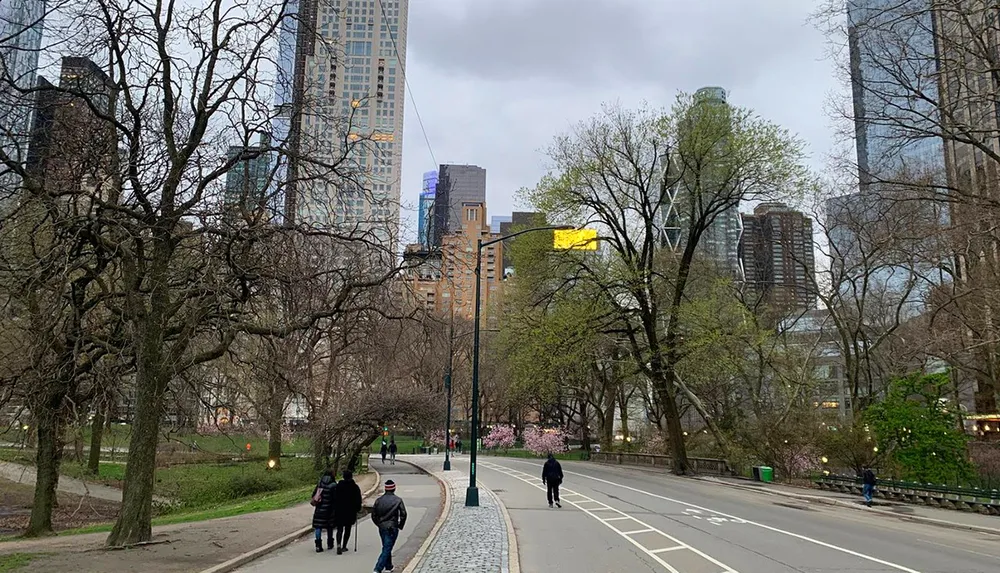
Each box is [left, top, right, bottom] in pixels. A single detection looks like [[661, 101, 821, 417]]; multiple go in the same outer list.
[[553, 228, 598, 251]]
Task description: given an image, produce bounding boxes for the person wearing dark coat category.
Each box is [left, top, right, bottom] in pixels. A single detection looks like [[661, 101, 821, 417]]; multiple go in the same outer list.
[[333, 470, 363, 554], [371, 479, 407, 573], [380, 441, 388, 464], [542, 453, 564, 508], [311, 470, 337, 552], [388, 439, 398, 465], [862, 466, 877, 507]]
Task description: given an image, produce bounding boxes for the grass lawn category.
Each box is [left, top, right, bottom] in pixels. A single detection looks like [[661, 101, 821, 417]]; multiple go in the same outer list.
[[369, 436, 424, 455], [0, 553, 38, 572]]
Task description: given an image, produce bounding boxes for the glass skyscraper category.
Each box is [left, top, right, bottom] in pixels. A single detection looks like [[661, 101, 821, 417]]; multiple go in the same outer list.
[[0, 0, 46, 207], [417, 169, 436, 247]]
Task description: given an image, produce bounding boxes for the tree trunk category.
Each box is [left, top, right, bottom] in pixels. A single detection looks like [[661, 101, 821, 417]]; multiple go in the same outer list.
[[88, 407, 105, 475], [25, 405, 64, 537], [618, 387, 630, 441], [601, 400, 615, 449], [312, 427, 328, 471]]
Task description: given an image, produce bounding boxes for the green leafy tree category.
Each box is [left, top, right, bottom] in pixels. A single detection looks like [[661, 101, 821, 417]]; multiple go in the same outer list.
[[866, 372, 973, 484]]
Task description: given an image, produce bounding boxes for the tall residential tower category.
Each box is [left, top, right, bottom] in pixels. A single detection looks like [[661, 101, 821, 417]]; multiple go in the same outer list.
[[274, 0, 408, 241]]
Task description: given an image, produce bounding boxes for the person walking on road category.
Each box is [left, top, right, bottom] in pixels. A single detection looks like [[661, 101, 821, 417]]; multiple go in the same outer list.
[[311, 469, 337, 552], [333, 470, 363, 554], [372, 479, 407, 573], [380, 441, 388, 464], [542, 453, 563, 508], [862, 465, 877, 507], [388, 439, 397, 465], [456, 439, 462, 455]]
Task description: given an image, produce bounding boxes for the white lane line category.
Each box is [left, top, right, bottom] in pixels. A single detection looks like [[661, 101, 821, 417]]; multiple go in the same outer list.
[[481, 461, 739, 573], [603, 516, 633, 522], [651, 546, 685, 554], [623, 528, 655, 535], [498, 459, 922, 573]]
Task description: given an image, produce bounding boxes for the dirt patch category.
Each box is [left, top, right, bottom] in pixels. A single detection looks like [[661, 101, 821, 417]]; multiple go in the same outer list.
[[0, 478, 120, 536]]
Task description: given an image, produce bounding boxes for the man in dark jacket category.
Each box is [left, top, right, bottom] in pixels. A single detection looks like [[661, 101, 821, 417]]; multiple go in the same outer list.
[[388, 439, 398, 465], [311, 470, 337, 552], [333, 470, 363, 554], [380, 441, 388, 464], [371, 479, 407, 573], [542, 453, 563, 508], [862, 465, 877, 507]]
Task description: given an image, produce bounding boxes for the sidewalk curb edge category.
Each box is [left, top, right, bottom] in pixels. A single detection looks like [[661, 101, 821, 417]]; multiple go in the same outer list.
[[197, 468, 382, 573], [401, 464, 450, 573], [697, 476, 1000, 537], [496, 485, 521, 573]]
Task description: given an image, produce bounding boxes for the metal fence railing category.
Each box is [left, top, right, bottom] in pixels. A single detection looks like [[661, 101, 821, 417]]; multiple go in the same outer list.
[[590, 452, 732, 476], [815, 474, 1000, 514]]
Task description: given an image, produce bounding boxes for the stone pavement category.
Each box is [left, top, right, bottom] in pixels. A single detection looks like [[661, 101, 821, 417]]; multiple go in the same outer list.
[[402, 455, 512, 573]]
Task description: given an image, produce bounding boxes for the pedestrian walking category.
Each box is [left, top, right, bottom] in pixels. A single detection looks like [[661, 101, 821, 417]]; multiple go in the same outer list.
[[380, 441, 388, 464], [862, 465, 877, 507], [456, 439, 462, 455], [333, 470, 363, 554], [310, 469, 337, 552], [371, 479, 407, 573], [389, 439, 397, 465], [542, 453, 563, 508]]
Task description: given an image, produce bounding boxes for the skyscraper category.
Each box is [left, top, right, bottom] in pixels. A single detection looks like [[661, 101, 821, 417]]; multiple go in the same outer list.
[[431, 164, 486, 247], [739, 203, 816, 311], [274, 0, 408, 240], [0, 0, 47, 207], [658, 87, 744, 279], [848, 0, 944, 186], [417, 169, 437, 247], [223, 134, 273, 219]]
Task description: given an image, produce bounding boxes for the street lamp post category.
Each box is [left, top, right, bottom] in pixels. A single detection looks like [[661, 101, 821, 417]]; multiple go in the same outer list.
[[466, 225, 572, 507], [443, 314, 454, 471]]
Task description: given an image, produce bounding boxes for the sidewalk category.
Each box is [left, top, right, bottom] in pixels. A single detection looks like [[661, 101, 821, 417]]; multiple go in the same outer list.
[[401, 455, 515, 573], [0, 461, 125, 503], [698, 475, 1000, 535]]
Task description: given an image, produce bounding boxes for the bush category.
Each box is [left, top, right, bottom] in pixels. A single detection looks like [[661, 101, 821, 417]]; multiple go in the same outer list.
[[523, 426, 568, 455], [225, 473, 286, 499]]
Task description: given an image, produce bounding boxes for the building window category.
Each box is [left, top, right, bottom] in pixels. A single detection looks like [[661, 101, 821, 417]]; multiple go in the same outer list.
[[466, 207, 476, 221]]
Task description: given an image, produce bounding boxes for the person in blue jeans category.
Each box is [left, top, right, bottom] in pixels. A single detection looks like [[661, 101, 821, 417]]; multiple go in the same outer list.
[[371, 479, 407, 573], [311, 469, 337, 552], [862, 465, 877, 507]]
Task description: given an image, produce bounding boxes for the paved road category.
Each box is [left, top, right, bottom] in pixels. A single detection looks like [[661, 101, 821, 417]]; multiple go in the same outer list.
[[462, 456, 1000, 573], [236, 461, 442, 573], [0, 461, 126, 502]]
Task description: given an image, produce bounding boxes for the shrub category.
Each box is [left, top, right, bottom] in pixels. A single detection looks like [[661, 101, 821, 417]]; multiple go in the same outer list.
[[483, 425, 516, 450], [225, 473, 286, 499], [523, 426, 568, 455]]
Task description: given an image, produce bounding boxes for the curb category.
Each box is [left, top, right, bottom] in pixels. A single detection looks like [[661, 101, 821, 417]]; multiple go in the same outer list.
[[697, 477, 1000, 537], [197, 468, 381, 573], [401, 466, 450, 573], [496, 486, 521, 573]]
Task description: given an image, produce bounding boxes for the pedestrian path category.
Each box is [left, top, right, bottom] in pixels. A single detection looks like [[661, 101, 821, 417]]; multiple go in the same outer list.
[[402, 455, 513, 573], [0, 460, 125, 502]]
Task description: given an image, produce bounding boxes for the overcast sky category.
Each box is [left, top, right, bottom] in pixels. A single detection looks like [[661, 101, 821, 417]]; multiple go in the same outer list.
[[396, 0, 843, 243]]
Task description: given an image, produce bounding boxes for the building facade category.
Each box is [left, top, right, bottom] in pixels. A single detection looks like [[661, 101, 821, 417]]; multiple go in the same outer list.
[[26, 57, 118, 202], [274, 0, 408, 241], [223, 134, 273, 219], [404, 201, 503, 320], [658, 86, 744, 280], [739, 202, 816, 311], [417, 169, 437, 247], [431, 164, 486, 247], [0, 0, 47, 209]]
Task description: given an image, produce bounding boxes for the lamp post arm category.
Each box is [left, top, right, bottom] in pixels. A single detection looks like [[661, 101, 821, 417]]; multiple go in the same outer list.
[[479, 225, 575, 249]]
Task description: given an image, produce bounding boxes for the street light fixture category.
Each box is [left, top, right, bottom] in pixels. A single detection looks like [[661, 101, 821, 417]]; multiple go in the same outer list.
[[465, 224, 573, 507]]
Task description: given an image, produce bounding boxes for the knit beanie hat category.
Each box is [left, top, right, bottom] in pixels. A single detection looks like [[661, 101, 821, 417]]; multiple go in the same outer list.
[[384, 479, 396, 492]]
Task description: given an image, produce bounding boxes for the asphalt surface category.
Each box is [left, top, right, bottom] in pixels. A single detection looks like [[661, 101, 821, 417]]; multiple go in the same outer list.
[[466, 456, 1000, 573], [236, 461, 442, 573]]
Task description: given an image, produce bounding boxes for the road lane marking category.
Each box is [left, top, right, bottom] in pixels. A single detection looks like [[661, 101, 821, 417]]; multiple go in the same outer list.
[[481, 461, 739, 573], [651, 546, 685, 554], [498, 459, 922, 573]]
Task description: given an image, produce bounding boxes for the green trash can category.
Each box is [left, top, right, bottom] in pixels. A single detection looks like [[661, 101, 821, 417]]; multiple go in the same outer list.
[[760, 466, 774, 483]]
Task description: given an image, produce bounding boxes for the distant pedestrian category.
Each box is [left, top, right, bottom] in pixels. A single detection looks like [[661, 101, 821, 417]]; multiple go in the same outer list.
[[333, 470, 363, 554], [380, 441, 388, 464], [862, 465, 877, 507], [372, 479, 407, 573], [542, 453, 563, 508], [456, 439, 462, 455], [311, 469, 337, 552], [389, 439, 397, 465]]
